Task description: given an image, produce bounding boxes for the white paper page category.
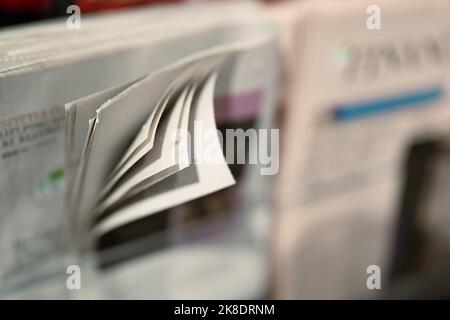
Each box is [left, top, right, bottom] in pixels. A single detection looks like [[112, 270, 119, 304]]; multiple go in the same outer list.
[[93, 72, 235, 236], [102, 84, 183, 197], [65, 79, 143, 187], [103, 83, 196, 208], [108, 93, 169, 179], [75, 48, 240, 218], [95, 85, 195, 214], [75, 68, 183, 218], [68, 117, 96, 221]]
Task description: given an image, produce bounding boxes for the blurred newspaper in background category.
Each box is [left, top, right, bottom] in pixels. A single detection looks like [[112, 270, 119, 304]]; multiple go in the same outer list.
[[271, 0, 450, 299]]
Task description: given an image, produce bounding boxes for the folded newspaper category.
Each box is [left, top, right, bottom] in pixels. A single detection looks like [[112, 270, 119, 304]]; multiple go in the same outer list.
[[0, 2, 277, 294], [67, 57, 237, 239]]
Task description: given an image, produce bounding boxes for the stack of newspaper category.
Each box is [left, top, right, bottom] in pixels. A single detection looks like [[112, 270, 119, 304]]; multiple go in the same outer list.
[[0, 2, 277, 297]]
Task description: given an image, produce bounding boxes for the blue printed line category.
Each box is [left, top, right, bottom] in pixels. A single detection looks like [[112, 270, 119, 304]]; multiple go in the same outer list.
[[333, 86, 444, 122]]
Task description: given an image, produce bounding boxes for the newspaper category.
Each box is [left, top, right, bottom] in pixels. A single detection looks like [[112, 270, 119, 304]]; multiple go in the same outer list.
[[273, 0, 450, 299], [0, 2, 278, 296]]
